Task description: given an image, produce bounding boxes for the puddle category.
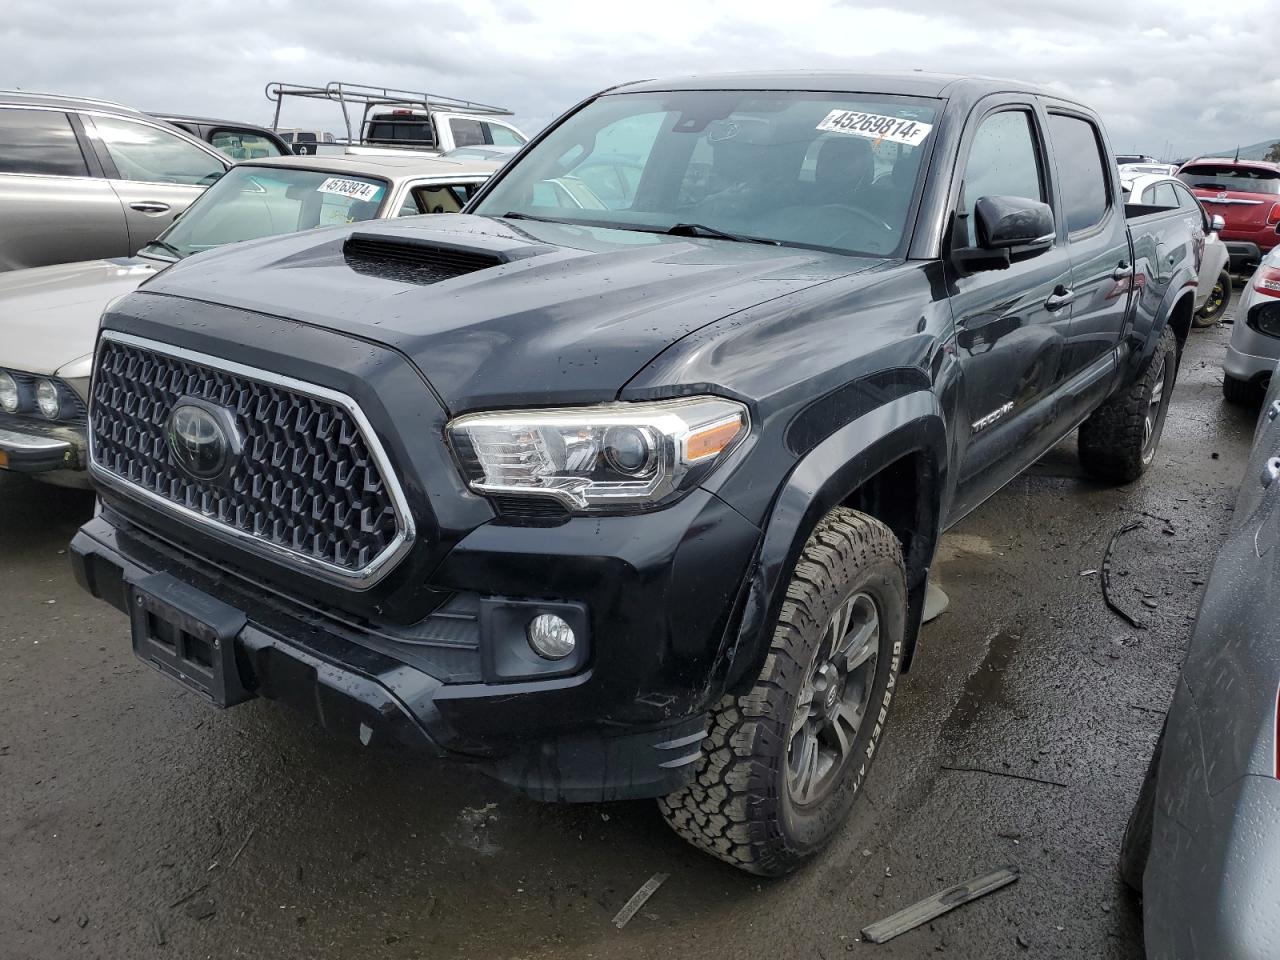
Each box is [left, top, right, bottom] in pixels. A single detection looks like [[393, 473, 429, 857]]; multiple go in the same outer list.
[[943, 631, 1021, 732]]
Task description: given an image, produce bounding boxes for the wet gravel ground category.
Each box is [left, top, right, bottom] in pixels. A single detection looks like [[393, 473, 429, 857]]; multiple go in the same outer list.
[[0, 318, 1259, 960]]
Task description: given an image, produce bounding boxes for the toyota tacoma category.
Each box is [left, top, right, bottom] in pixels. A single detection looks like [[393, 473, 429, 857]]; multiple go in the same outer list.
[[71, 73, 1200, 875]]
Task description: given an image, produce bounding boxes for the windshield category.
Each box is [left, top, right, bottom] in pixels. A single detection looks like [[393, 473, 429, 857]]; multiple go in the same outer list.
[[150, 165, 387, 258], [473, 90, 940, 257], [1178, 164, 1280, 196]]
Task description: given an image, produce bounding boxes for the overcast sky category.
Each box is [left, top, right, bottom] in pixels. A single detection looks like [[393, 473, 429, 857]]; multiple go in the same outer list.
[[4, 0, 1278, 158]]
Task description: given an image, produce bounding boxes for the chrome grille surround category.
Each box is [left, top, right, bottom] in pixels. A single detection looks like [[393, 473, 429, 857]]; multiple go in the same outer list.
[[87, 331, 415, 589]]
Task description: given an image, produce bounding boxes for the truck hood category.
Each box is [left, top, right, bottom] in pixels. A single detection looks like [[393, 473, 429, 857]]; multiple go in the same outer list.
[[0, 257, 161, 375], [138, 215, 880, 411]]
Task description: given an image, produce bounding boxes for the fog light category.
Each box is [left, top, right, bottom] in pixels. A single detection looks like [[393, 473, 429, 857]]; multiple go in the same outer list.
[[36, 379, 61, 420], [527, 613, 576, 660], [0, 372, 17, 413]]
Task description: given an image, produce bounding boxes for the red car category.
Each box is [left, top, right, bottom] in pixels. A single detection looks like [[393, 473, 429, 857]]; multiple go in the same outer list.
[[1178, 158, 1280, 272]]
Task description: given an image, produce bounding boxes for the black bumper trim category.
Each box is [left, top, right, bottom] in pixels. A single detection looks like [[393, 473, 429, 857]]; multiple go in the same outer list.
[[1226, 242, 1265, 271], [70, 517, 709, 801], [0, 424, 75, 473]]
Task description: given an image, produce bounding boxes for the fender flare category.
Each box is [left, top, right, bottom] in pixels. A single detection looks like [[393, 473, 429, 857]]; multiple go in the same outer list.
[[719, 390, 948, 693], [1130, 272, 1197, 376]]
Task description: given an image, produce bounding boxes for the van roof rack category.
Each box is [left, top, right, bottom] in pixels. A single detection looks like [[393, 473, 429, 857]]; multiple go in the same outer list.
[[265, 81, 513, 141]]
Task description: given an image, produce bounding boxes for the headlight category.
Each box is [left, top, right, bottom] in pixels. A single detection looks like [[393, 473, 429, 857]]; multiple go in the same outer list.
[[0, 371, 18, 413], [36, 378, 67, 420], [448, 396, 749, 512]]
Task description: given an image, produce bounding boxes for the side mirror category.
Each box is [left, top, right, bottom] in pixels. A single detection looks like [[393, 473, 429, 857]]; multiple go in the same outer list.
[[975, 195, 1055, 250], [1210, 213, 1226, 233], [953, 195, 1055, 273]]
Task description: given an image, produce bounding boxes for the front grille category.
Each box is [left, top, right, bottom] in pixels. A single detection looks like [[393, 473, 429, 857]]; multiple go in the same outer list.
[[89, 335, 410, 581]]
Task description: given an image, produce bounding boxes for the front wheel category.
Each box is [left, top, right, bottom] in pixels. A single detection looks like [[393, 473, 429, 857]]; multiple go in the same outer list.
[[1078, 325, 1178, 483], [658, 508, 906, 876], [1193, 270, 1231, 327]]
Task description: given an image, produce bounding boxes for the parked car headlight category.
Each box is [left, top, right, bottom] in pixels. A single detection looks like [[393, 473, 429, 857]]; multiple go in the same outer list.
[[448, 397, 749, 512], [36, 378, 69, 420], [1248, 302, 1280, 339], [0, 371, 18, 413]]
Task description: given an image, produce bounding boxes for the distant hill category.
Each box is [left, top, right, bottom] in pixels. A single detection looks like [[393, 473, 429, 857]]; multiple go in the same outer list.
[[1199, 138, 1280, 162]]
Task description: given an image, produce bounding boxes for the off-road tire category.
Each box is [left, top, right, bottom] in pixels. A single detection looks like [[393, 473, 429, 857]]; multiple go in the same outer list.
[[1079, 325, 1178, 483], [1223, 373, 1263, 407], [1119, 726, 1164, 893], [1193, 270, 1231, 327], [657, 508, 906, 876]]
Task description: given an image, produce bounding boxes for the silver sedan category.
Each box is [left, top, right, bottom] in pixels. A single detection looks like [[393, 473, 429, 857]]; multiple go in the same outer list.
[[1121, 361, 1280, 957]]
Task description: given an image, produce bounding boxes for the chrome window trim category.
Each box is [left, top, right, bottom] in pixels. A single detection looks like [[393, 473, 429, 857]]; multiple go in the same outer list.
[[88, 330, 417, 590]]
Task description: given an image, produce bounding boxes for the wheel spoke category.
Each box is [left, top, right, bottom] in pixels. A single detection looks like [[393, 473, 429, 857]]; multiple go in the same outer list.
[[828, 596, 855, 657], [790, 677, 816, 738], [794, 733, 821, 802], [841, 617, 878, 672], [830, 705, 854, 760]]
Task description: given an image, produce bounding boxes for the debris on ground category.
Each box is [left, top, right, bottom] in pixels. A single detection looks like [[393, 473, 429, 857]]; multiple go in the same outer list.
[[612, 872, 670, 929], [861, 866, 1020, 944], [1102, 521, 1146, 629], [184, 899, 217, 921], [225, 824, 257, 870], [940, 764, 1068, 788], [167, 882, 210, 910]]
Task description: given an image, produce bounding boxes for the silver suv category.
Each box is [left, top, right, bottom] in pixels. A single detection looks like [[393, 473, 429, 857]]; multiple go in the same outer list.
[[0, 91, 232, 272]]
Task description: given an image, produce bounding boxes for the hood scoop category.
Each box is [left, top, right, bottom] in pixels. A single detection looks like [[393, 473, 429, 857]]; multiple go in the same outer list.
[[343, 233, 511, 285]]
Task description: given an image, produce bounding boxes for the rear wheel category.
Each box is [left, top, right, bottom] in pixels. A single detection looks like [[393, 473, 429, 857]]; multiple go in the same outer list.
[[1079, 325, 1178, 483], [1193, 270, 1231, 327], [1223, 373, 1264, 407], [658, 508, 906, 876]]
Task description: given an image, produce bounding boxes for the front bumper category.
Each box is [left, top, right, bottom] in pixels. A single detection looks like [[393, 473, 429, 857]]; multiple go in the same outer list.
[[0, 416, 84, 474], [72, 487, 760, 801]]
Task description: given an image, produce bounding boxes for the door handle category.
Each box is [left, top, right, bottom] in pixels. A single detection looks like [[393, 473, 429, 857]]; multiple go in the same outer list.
[[1045, 286, 1075, 311], [129, 201, 171, 214], [1268, 400, 1280, 423], [1111, 261, 1131, 280]]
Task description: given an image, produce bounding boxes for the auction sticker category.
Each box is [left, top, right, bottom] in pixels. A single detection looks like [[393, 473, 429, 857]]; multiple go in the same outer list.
[[816, 110, 933, 147], [316, 177, 383, 202]]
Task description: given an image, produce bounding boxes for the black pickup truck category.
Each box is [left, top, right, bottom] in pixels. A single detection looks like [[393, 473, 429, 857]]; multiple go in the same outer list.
[[71, 73, 1200, 876]]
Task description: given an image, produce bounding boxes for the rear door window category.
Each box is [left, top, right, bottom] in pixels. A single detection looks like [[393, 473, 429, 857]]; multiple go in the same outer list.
[[1047, 113, 1110, 233], [1178, 164, 1280, 196], [1142, 181, 1179, 207], [211, 129, 287, 160], [958, 109, 1045, 247], [450, 119, 485, 148], [88, 115, 225, 185], [483, 123, 524, 146], [0, 109, 89, 177]]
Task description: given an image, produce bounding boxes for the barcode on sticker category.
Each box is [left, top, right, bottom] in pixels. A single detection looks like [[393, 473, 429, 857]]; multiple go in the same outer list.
[[816, 110, 933, 147], [316, 177, 382, 203]]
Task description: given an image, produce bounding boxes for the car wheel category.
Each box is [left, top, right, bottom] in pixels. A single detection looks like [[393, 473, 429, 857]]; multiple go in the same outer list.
[[1119, 726, 1165, 893], [1193, 270, 1231, 327], [658, 508, 906, 876], [1079, 325, 1178, 483], [1223, 373, 1264, 407]]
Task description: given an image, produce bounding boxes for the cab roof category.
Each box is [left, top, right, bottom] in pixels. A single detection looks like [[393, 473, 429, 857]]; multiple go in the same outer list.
[[610, 71, 1061, 102]]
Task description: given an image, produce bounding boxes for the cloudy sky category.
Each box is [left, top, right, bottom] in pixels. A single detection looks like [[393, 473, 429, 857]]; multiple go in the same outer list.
[[4, 0, 1279, 158]]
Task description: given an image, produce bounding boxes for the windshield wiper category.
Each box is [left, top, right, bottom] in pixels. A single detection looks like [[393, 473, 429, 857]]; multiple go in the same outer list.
[[662, 222, 780, 245], [140, 238, 184, 260]]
